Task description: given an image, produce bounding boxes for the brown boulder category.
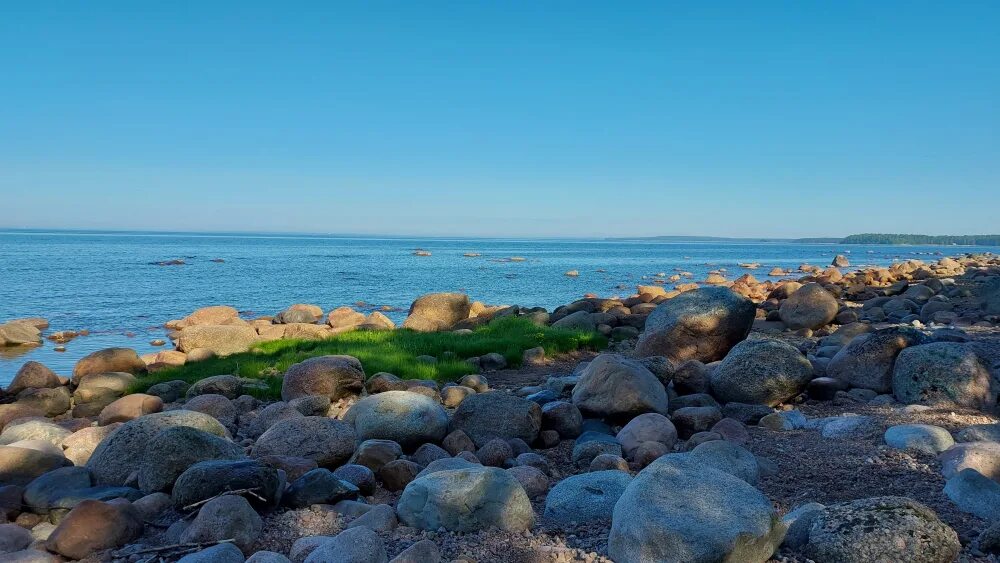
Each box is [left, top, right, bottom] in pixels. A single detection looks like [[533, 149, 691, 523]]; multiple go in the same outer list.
[[98, 394, 164, 425], [6, 362, 61, 395], [72, 348, 145, 383], [281, 355, 365, 402], [45, 500, 143, 559], [402, 293, 471, 332]]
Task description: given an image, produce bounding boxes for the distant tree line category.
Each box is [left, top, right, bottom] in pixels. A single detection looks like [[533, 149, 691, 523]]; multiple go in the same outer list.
[[841, 233, 1000, 246]]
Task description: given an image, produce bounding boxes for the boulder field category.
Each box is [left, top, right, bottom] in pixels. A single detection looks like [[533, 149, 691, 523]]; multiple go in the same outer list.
[[0, 252, 998, 561]]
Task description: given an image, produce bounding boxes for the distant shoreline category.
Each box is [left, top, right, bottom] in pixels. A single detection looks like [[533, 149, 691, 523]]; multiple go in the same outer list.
[[2, 228, 999, 247]]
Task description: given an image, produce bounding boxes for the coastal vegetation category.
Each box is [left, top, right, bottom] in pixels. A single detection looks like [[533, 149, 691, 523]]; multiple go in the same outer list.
[[840, 233, 1000, 246], [133, 316, 606, 398]]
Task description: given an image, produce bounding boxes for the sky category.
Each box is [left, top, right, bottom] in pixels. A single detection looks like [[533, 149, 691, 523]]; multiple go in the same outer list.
[[1, 1, 998, 238]]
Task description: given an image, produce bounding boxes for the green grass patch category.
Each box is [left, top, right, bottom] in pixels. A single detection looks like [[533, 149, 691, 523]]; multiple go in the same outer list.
[[133, 316, 606, 399]]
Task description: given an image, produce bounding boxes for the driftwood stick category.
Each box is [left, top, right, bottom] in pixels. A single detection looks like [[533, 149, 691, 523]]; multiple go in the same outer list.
[[115, 537, 236, 557], [180, 487, 266, 513]]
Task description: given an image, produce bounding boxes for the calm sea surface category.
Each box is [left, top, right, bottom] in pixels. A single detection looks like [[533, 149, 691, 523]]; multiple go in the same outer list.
[[2, 231, 995, 384]]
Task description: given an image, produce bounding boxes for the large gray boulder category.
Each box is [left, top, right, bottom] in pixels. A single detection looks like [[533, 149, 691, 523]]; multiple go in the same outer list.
[[688, 440, 760, 485], [711, 339, 813, 406], [180, 494, 262, 553], [891, 343, 997, 410], [608, 456, 782, 563], [137, 426, 246, 493], [397, 466, 535, 532], [281, 355, 365, 402], [171, 460, 282, 509], [87, 410, 229, 486], [401, 293, 471, 332], [543, 470, 632, 523], [943, 468, 1000, 520], [635, 287, 755, 363], [803, 496, 960, 563], [571, 354, 668, 418], [826, 327, 928, 393], [304, 527, 388, 563], [344, 391, 448, 450], [450, 392, 542, 448], [251, 416, 356, 468], [778, 283, 838, 330]]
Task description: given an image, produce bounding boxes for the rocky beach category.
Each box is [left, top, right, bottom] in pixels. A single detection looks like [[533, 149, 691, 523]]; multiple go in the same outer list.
[[1, 252, 999, 562]]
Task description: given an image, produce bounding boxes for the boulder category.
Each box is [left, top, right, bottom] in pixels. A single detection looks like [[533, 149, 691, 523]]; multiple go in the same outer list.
[[327, 307, 367, 330], [176, 325, 260, 356], [178, 543, 246, 563], [185, 393, 238, 428], [97, 394, 164, 425], [635, 287, 755, 363], [72, 348, 145, 383], [891, 343, 996, 410], [943, 468, 1000, 520], [0, 446, 71, 485], [284, 469, 359, 508], [608, 456, 782, 563], [0, 321, 42, 347], [251, 416, 356, 468], [137, 426, 246, 493], [275, 304, 324, 324], [397, 466, 534, 532], [688, 440, 760, 484], [884, 424, 955, 455], [450, 392, 542, 448], [0, 523, 33, 554], [245, 402, 305, 439], [826, 327, 928, 393], [304, 527, 388, 563], [939, 441, 1000, 482], [571, 354, 668, 418], [616, 413, 677, 457], [181, 494, 262, 553], [543, 470, 632, 523], [6, 362, 60, 395], [351, 439, 403, 472], [44, 500, 143, 560], [541, 401, 583, 439], [803, 496, 960, 563], [87, 410, 229, 486], [185, 374, 247, 399], [344, 391, 448, 450], [0, 419, 71, 447], [171, 460, 282, 509], [181, 306, 242, 326], [402, 293, 471, 331], [710, 339, 813, 406], [778, 283, 839, 330], [281, 355, 365, 402]]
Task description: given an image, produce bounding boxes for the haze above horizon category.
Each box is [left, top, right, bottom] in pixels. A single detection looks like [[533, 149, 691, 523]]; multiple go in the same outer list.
[[2, 2, 998, 238]]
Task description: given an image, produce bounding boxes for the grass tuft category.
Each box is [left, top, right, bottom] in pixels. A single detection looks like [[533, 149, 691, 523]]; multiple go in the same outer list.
[[133, 317, 606, 399]]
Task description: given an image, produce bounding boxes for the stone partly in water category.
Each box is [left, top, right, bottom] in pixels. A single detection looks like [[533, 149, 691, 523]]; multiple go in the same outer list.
[[710, 339, 813, 406], [176, 325, 260, 356], [803, 496, 960, 563], [891, 343, 996, 410], [396, 466, 535, 532], [72, 347, 146, 383], [609, 456, 782, 563], [635, 287, 755, 364]]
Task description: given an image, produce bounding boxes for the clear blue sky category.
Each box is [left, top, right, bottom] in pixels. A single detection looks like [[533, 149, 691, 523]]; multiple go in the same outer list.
[[2, 1, 997, 238]]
